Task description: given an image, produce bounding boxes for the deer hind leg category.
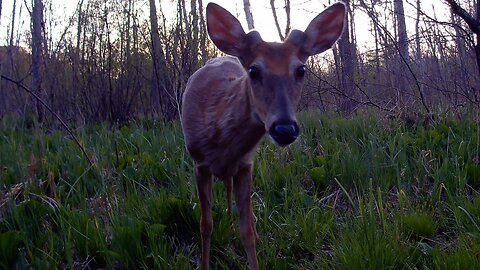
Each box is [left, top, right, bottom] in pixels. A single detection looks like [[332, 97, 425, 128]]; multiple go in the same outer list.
[[234, 164, 259, 270], [195, 165, 213, 270]]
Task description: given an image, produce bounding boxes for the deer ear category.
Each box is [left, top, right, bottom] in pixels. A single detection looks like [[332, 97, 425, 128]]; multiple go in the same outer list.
[[302, 2, 346, 56], [206, 3, 246, 56]]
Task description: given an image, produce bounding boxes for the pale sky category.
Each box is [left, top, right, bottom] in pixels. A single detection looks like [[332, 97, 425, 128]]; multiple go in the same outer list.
[[0, 0, 450, 51]]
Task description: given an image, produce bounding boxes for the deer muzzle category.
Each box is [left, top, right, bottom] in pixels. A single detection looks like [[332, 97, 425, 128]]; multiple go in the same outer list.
[[269, 120, 299, 146]]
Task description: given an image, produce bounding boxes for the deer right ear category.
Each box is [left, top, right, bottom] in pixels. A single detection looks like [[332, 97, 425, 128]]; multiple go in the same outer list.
[[206, 3, 246, 56]]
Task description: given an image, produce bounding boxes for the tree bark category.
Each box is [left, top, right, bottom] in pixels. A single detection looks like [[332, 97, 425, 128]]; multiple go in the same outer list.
[[149, 0, 162, 117], [32, 0, 45, 123], [243, 0, 255, 30], [394, 0, 410, 106], [338, 0, 356, 115], [149, 0, 171, 119]]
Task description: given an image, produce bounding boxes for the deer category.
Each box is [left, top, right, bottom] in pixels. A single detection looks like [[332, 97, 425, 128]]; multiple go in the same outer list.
[[181, 2, 345, 269]]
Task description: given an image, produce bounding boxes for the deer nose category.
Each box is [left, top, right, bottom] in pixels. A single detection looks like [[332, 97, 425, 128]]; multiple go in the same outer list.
[[269, 121, 299, 146]]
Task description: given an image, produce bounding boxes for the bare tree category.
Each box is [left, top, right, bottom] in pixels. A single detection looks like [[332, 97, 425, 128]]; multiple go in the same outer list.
[[191, 0, 199, 64], [444, 0, 480, 78], [32, 0, 45, 123], [149, 0, 168, 117], [198, 0, 208, 61], [394, 0, 410, 106], [269, 0, 290, 41], [1, 0, 478, 122], [414, 0, 425, 102], [71, 0, 84, 122], [149, 0, 161, 116], [338, 0, 356, 115], [243, 0, 254, 30], [7, 0, 17, 71]]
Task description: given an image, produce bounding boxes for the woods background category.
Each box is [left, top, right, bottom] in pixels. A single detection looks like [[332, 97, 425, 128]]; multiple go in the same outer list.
[[0, 0, 479, 124]]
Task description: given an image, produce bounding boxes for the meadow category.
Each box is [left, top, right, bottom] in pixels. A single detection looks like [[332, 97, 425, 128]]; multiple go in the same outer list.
[[0, 112, 479, 269]]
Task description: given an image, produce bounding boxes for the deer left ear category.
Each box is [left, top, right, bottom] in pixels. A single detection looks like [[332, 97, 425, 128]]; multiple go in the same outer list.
[[302, 2, 346, 56]]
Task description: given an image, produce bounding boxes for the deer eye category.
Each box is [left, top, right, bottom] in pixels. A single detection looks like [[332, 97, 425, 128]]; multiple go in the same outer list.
[[296, 65, 306, 79], [248, 66, 262, 81]]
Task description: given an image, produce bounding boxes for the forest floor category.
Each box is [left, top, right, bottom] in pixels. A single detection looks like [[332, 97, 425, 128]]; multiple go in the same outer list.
[[1, 112, 480, 269]]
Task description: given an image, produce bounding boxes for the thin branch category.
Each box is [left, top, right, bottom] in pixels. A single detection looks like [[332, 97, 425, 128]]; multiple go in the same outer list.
[[284, 0, 291, 38], [307, 67, 393, 113], [1, 75, 94, 167], [270, 0, 285, 41], [444, 0, 480, 35], [357, 0, 431, 115]]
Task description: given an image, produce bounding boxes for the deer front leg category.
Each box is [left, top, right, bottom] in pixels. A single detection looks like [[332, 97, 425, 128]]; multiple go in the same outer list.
[[195, 165, 213, 270], [234, 164, 259, 270], [224, 177, 233, 217]]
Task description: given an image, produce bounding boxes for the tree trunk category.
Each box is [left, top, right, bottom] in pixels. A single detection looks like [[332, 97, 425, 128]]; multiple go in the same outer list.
[[445, 0, 480, 78], [190, 0, 199, 69], [243, 0, 255, 30], [414, 0, 422, 62], [198, 0, 207, 62], [451, 8, 466, 109], [32, 0, 45, 123], [7, 0, 16, 71], [149, 0, 162, 117], [149, 0, 171, 119], [73, 0, 84, 122], [394, 0, 410, 107], [338, 0, 356, 115], [414, 0, 426, 103]]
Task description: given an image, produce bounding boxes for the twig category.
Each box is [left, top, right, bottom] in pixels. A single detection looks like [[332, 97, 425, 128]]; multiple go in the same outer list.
[[307, 67, 393, 113], [357, 0, 431, 116], [1, 74, 94, 167]]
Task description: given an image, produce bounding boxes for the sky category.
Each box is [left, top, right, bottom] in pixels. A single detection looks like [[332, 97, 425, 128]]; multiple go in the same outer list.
[[0, 0, 449, 50]]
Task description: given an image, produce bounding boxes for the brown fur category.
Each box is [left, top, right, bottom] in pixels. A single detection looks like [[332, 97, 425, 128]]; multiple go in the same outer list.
[[182, 56, 265, 178]]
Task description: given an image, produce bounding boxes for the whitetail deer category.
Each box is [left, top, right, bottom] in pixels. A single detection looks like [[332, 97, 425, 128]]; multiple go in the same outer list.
[[181, 2, 345, 269]]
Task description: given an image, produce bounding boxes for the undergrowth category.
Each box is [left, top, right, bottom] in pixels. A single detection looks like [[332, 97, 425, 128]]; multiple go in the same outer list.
[[0, 112, 479, 269]]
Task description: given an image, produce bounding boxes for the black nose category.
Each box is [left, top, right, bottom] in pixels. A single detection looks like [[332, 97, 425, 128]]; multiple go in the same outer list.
[[269, 121, 300, 146]]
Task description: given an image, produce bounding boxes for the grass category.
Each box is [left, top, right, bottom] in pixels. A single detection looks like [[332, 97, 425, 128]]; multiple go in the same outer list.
[[0, 112, 479, 269]]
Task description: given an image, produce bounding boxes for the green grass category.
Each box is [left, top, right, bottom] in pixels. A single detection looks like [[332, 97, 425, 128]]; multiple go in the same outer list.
[[0, 113, 479, 269]]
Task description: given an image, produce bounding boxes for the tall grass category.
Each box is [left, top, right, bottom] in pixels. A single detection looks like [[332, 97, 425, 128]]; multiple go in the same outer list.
[[0, 113, 479, 269]]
